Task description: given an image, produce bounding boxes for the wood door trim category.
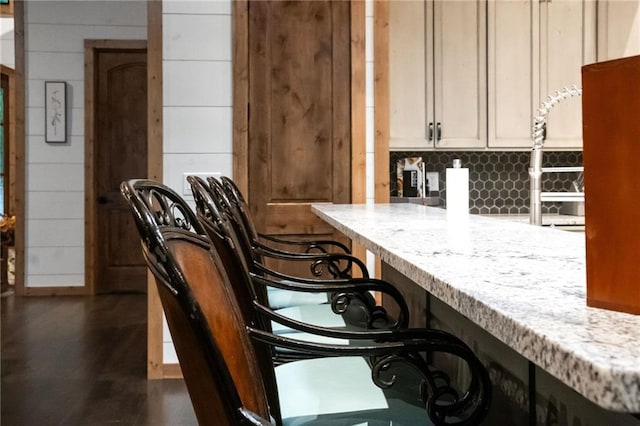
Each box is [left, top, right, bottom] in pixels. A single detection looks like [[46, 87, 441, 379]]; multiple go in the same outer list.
[[0, 66, 14, 204], [350, 0, 367, 274], [351, 1, 366, 206], [137, 1, 171, 380], [374, 0, 390, 204], [374, 0, 390, 278], [84, 39, 148, 297], [1, 65, 15, 230], [146, 0, 164, 380], [232, 0, 250, 196], [12, 1, 25, 296]]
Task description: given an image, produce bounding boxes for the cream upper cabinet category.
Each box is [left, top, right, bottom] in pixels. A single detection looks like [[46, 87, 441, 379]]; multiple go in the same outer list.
[[432, 0, 487, 149], [538, 0, 596, 149], [389, 0, 611, 151], [389, 0, 486, 150], [488, 0, 596, 149], [487, 0, 538, 148], [389, 1, 428, 149], [597, 0, 640, 61]]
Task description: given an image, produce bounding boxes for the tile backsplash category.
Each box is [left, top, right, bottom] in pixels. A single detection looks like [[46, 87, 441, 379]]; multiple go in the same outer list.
[[390, 151, 583, 215]]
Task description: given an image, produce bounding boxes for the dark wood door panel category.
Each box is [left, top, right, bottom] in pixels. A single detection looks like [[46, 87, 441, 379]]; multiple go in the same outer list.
[[96, 50, 147, 293], [263, 204, 335, 235], [248, 0, 351, 242], [246, 0, 352, 278]]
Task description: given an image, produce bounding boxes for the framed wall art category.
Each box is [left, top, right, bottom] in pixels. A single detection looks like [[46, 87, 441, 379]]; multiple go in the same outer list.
[[45, 81, 67, 143]]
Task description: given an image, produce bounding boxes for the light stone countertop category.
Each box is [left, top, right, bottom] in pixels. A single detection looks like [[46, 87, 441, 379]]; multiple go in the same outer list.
[[480, 213, 585, 226], [312, 203, 640, 413]]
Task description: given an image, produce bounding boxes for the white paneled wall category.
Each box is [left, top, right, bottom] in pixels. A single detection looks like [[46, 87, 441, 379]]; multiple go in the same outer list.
[[602, 1, 640, 59], [23, 0, 146, 287], [162, 1, 233, 201], [365, 0, 375, 206], [0, 17, 15, 69], [162, 0, 233, 363], [365, 0, 376, 269]]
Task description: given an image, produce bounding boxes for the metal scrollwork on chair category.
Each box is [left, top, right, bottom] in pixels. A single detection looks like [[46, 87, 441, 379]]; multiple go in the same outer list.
[[368, 340, 489, 426], [249, 305, 492, 426], [135, 181, 206, 235], [189, 175, 410, 330], [122, 178, 493, 426]]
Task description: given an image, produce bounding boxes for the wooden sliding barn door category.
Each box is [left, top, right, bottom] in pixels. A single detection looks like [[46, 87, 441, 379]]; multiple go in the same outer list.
[[247, 0, 352, 272]]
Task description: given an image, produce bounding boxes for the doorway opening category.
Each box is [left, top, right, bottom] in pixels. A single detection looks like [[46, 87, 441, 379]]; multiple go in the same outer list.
[[84, 40, 148, 295]]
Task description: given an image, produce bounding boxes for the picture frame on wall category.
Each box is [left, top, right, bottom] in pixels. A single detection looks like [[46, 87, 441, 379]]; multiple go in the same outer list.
[[45, 81, 67, 143]]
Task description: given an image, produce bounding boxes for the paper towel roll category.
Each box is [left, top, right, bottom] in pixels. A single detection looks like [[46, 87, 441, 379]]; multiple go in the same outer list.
[[446, 167, 469, 216]]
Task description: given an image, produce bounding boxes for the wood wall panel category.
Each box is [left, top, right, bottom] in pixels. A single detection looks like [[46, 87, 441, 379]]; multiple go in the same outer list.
[[374, 0, 389, 204], [247, 1, 351, 236], [147, 0, 163, 380], [232, 0, 249, 196], [350, 0, 367, 277]]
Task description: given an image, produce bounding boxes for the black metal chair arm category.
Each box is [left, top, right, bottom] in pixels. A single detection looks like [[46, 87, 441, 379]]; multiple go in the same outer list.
[[253, 239, 359, 264], [251, 274, 409, 329], [253, 246, 368, 279], [253, 300, 412, 340], [247, 327, 491, 426], [257, 233, 352, 255], [250, 261, 363, 285], [248, 319, 479, 363]]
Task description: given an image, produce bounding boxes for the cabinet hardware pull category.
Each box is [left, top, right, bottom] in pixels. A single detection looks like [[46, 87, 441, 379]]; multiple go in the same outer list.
[[436, 122, 442, 142], [428, 122, 434, 141]]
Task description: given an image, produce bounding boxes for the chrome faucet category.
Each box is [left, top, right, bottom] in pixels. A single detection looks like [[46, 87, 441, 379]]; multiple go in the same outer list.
[[529, 85, 583, 225]]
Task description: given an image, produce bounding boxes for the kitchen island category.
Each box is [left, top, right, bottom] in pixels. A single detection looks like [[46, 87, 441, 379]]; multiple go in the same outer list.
[[312, 203, 640, 423]]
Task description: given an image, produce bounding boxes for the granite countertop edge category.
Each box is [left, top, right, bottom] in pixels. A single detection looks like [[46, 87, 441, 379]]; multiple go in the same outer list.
[[312, 203, 640, 413]]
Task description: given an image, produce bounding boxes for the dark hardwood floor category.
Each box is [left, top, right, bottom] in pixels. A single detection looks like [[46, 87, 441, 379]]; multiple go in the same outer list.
[[1, 293, 197, 425]]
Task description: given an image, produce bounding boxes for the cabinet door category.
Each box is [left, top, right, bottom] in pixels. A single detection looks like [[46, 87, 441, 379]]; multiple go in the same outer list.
[[488, 0, 538, 148], [432, 0, 486, 149], [540, 0, 596, 149], [389, 0, 486, 150], [389, 0, 430, 150], [597, 0, 640, 61], [489, 0, 596, 149]]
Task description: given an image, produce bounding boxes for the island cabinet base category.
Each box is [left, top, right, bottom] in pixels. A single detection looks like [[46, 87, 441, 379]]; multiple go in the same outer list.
[[381, 262, 640, 426]]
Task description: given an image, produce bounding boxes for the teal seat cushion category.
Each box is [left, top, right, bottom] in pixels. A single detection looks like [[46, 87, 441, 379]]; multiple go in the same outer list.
[[268, 286, 329, 310], [282, 400, 433, 426], [276, 357, 433, 426]]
